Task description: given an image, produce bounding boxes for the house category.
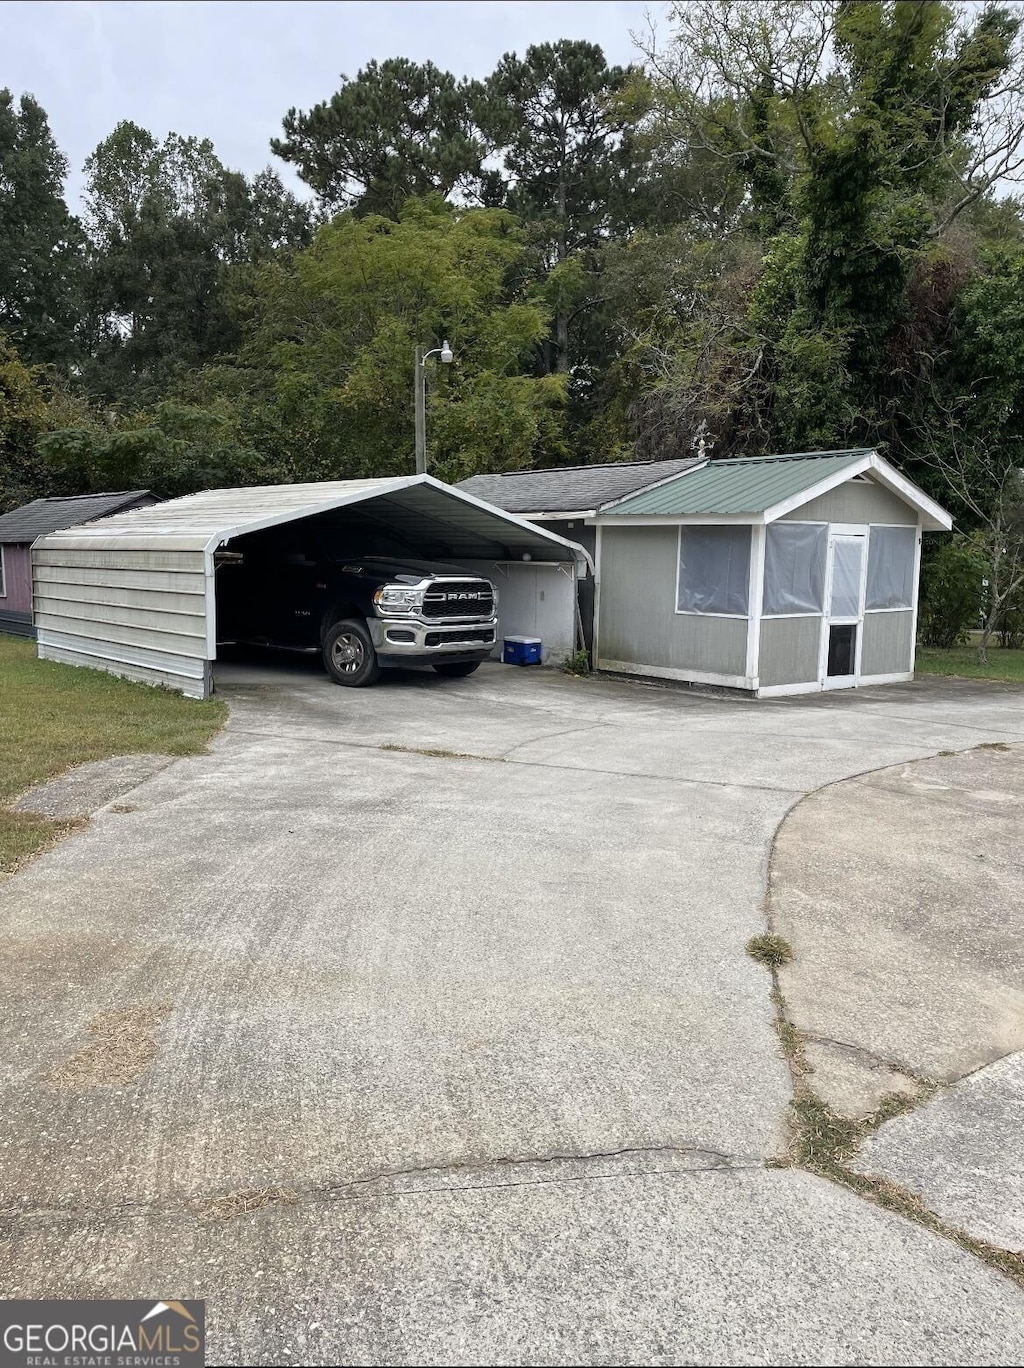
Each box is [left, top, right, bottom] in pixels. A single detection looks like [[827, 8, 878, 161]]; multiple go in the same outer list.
[[0, 491, 158, 638], [459, 449, 952, 696]]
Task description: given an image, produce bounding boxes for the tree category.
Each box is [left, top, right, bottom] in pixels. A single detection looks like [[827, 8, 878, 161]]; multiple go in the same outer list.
[[0, 334, 50, 510], [628, 1, 1024, 457], [81, 122, 314, 403], [205, 198, 566, 484], [476, 41, 639, 374], [0, 91, 83, 366], [272, 59, 485, 215], [0, 335, 98, 509], [916, 246, 1024, 660], [39, 399, 263, 499]]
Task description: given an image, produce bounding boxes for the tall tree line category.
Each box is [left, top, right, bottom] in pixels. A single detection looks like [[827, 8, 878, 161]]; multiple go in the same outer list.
[[3, 4, 1024, 645]]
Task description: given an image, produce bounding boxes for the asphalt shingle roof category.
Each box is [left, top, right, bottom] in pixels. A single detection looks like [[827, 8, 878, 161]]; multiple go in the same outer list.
[[457, 458, 704, 514], [0, 491, 155, 543], [604, 451, 875, 516]]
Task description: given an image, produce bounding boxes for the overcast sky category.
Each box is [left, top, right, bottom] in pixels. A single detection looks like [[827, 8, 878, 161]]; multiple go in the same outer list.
[[4, 0, 666, 209]]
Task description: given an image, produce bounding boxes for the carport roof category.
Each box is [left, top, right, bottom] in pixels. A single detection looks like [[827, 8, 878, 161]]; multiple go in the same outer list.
[[32, 475, 591, 564]]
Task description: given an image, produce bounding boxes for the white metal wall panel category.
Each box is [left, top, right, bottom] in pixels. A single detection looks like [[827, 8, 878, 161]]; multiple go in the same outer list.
[[459, 560, 577, 662], [33, 542, 211, 698]]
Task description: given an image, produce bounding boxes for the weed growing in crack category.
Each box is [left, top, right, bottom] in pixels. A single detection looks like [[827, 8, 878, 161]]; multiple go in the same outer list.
[[764, 964, 1024, 1291], [790, 1094, 863, 1170], [191, 1186, 298, 1221], [379, 744, 504, 763], [746, 933, 794, 969]]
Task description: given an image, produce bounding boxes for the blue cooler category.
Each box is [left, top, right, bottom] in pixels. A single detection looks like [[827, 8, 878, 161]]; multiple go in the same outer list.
[[503, 635, 542, 666]]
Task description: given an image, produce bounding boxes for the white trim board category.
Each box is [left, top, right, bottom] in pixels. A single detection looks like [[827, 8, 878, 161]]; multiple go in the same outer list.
[[596, 658, 754, 690], [764, 453, 950, 529]]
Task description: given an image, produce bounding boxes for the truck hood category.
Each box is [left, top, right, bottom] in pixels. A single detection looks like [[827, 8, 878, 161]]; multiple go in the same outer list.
[[333, 556, 489, 584]]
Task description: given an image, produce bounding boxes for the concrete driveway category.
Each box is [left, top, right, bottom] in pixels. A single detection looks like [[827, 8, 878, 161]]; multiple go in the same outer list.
[[2, 660, 1024, 1364]]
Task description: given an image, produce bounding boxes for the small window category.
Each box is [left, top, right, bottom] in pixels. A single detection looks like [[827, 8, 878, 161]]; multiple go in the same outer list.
[[677, 526, 750, 615], [865, 525, 916, 609], [762, 523, 827, 615], [0, 546, 6, 598]]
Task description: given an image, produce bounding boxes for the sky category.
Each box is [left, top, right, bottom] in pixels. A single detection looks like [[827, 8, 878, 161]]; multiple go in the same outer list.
[[4, 0, 667, 209]]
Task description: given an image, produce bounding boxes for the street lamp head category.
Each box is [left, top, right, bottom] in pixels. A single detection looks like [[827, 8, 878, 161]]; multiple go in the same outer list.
[[440, 340, 454, 364]]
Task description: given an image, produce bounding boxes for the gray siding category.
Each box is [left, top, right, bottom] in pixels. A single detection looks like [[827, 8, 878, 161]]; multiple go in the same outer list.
[[861, 610, 914, 676], [758, 617, 822, 687], [782, 479, 914, 525], [597, 526, 748, 678], [33, 544, 210, 698]]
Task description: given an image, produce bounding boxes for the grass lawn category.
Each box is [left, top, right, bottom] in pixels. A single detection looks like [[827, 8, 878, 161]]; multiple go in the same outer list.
[[0, 634, 226, 874], [916, 644, 1024, 684]]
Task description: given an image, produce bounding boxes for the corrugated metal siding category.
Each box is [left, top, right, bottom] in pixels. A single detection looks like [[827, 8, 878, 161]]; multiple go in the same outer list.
[[781, 481, 915, 525], [597, 526, 748, 677], [861, 610, 914, 676], [606, 453, 868, 516], [758, 617, 822, 686], [33, 544, 210, 698], [1, 544, 33, 613]]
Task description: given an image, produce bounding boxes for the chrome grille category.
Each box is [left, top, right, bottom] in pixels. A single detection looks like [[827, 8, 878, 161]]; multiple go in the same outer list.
[[422, 581, 495, 618]]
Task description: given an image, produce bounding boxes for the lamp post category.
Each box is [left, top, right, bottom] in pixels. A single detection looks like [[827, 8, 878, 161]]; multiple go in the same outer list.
[[414, 339, 454, 475]]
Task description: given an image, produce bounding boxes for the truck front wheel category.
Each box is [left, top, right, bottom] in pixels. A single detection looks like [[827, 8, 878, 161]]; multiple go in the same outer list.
[[323, 619, 381, 687]]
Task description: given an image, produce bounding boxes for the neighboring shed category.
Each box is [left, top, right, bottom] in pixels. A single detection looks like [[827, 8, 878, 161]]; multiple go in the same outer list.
[[458, 458, 702, 651], [0, 491, 157, 638], [592, 449, 951, 696], [32, 476, 590, 698]]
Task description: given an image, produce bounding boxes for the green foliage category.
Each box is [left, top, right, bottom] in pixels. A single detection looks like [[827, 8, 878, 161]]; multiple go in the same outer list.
[[81, 122, 314, 404], [0, 91, 84, 366], [561, 648, 591, 677], [213, 198, 566, 481], [4, 10, 1024, 551], [39, 400, 263, 499], [272, 58, 485, 214], [0, 335, 50, 510], [918, 539, 985, 648]]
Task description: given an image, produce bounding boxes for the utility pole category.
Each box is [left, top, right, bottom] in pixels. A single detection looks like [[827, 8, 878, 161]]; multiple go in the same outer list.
[[413, 340, 453, 476], [414, 344, 426, 475]]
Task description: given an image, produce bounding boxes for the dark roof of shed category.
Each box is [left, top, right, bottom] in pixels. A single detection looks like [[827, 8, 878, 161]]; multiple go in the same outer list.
[[456, 458, 703, 514], [0, 491, 156, 543]]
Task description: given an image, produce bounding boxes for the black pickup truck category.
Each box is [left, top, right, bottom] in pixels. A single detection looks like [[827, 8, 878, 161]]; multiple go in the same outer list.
[[216, 544, 498, 687]]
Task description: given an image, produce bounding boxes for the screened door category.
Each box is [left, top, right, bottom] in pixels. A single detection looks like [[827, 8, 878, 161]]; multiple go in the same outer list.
[[821, 533, 866, 688]]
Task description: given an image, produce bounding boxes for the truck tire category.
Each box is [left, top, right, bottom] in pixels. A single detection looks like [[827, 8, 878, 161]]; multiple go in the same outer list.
[[323, 619, 381, 687], [432, 660, 482, 678]]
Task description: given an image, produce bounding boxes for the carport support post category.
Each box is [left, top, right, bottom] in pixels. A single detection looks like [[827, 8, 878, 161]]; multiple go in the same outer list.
[[414, 344, 426, 475]]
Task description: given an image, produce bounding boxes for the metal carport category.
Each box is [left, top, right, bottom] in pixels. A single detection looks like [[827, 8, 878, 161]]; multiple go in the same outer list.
[[32, 476, 591, 699]]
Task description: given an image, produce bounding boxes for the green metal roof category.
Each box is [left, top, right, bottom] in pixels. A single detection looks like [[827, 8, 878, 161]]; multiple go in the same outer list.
[[603, 450, 874, 517]]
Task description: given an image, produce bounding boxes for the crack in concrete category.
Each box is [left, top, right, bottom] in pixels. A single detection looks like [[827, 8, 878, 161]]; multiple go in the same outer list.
[[498, 720, 610, 761], [800, 1032, 935, 1085], [0, 1146, 762, 1228], [224, 725, 805, 795]]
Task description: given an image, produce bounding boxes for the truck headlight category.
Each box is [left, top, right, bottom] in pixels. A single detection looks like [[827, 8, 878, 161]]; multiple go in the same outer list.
[[373, 585, 421, 614]]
